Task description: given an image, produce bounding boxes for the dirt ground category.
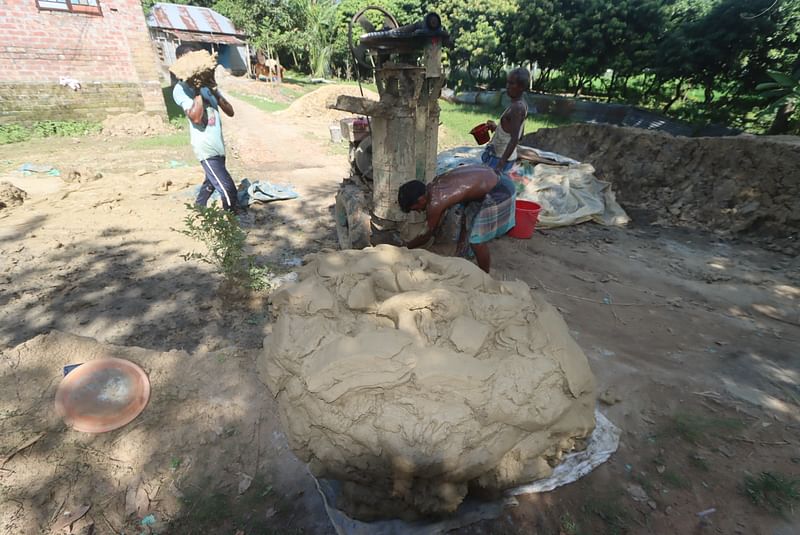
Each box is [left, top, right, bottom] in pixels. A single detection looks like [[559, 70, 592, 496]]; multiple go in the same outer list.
[[1, 79, 798, 535]]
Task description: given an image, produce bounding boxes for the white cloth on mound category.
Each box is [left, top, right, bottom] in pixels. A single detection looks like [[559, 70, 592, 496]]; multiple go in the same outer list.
[[436, 146, 630, 230]]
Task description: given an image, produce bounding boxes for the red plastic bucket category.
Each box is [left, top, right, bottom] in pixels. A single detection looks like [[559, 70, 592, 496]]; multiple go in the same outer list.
[[508, 200, 541, 239], [469, 123, 490, 145]]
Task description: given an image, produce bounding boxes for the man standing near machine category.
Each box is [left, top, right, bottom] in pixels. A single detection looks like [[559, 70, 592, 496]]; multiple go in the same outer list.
[[484, 68, 530, 174], [398, 164, 516, 273]]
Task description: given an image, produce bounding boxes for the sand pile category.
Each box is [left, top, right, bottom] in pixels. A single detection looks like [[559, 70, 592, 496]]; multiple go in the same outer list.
[[0, 182, 27, 210], [102, 112, 171, 137], [168, 50, 217, 81], [259, 245, 596, 520], [523, 124, 800, 254], [279, 84, 378, 122]]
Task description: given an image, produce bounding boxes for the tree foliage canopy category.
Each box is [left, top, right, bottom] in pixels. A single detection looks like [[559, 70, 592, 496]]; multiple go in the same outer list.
[[141, 0, 800, 132]]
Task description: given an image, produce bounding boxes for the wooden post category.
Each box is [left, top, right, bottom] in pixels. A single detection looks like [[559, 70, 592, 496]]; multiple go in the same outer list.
[[245, 42, 253, 78]]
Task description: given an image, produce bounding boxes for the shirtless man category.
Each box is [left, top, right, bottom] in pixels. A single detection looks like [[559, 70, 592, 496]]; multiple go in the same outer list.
[[484, 68, 530, 173], [398, 165, 516, 273]]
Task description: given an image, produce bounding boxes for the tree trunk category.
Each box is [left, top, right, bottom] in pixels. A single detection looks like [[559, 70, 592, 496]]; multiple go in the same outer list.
[[662, 79, 685, 113], [704, 81, 714, 105], [535, 67, 552, 91], [767, 101, 797, 134], [606, 71, 618, 102], [527, 61, 534, 90], [644, 74, 661, 99], [573, 76, 585, 97]]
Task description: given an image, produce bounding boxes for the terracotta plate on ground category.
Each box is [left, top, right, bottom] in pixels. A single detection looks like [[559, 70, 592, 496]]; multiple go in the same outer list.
[[55, 358, 150, 433]]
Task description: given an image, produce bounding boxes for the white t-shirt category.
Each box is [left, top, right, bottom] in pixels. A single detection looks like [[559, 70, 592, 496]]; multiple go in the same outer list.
[[172, 82, 226, 161]]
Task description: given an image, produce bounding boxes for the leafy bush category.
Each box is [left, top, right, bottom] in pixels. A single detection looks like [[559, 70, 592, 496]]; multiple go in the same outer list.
[[0, 120, 101, 145], [0, 124, 31, 144], [180, 203, 271, 291]]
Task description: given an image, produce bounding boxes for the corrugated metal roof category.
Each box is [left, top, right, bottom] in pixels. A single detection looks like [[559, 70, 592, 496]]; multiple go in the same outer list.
[[166, 29, 245, 45], [147, 3, 243, 36]]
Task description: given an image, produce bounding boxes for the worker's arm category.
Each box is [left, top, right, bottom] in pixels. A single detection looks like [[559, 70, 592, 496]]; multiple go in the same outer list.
[[494, 104, 526, 172], [406, 231, 432, 249], [173, 82, 206, 126], [214, 89, 235, 117], [185, 94, 205, 125], [406, 202, 448, 249], [199, 70, 235, 117]]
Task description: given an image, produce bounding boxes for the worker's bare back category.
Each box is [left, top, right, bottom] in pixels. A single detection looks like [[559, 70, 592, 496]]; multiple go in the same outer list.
[[428, 165, 498, 217]]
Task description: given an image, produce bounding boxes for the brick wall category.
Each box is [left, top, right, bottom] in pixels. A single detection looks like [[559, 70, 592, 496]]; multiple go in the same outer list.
[[0, 0, 166, 122], [0, 82, 146, 122]]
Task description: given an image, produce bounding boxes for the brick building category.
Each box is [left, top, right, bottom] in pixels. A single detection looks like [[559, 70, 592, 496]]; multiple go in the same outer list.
[[0, 0, 166, 124]]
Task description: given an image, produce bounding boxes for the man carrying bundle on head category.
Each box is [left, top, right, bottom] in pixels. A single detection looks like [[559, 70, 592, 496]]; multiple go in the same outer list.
[[171, 44, 242, 215]]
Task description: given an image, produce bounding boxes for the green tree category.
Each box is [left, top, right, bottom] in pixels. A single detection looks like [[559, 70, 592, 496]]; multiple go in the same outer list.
[[655, 0, 785, 108], [430, 0, 517, 89], [329, 0, 424, 78], [758, 69, 800, 133], [508, 1, 569, 88], [294, 0, 339, 78], [212, 0, 305, 68], [511, 0, 665, 96], [600, 0, 665, 99]]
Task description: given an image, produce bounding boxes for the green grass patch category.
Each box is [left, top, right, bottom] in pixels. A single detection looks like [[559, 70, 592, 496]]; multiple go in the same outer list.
[[162, 85, 188, 130], [582, 493, 629, 535], [279, 85, 310, 100], [336, 78, 379, 93], [560, 512, 580, 535], [282, 70, 377, 93], [743, 472, 800, 515], [635, 472, 654, 493], [663, 412, 746, 445], [0, 120, 101, 145], [688, 453, 710, 472], [166, 474, 297, 534], [127, 132, 186, 150], [661, 469, 691, 489], [230, 91, 289, 113], [438, 101, 570, 148]]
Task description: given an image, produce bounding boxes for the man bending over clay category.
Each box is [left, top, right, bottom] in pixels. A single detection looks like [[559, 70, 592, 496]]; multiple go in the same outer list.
[[398, 165, 516, 273]]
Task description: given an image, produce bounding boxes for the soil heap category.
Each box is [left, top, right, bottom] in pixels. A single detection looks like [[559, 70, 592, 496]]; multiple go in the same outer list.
[[279, 84, 379, 122], [101, 112, 171, 137], [523, 124, 800, 254], [168, 49, 217, 82], [259, 245, 596, 520], [0, 182, 27, 210]]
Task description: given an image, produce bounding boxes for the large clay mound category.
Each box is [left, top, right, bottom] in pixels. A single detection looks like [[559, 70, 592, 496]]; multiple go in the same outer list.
[[259, 245, 596, 520], [169, 49, 217, 81]]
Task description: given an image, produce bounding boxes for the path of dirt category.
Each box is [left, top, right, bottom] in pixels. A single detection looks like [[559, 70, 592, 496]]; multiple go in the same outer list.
[[1, 79, 798, 534]]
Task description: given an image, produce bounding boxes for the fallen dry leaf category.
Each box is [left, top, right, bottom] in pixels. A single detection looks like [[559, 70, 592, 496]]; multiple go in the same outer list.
[[52, 503, 91, 531]]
